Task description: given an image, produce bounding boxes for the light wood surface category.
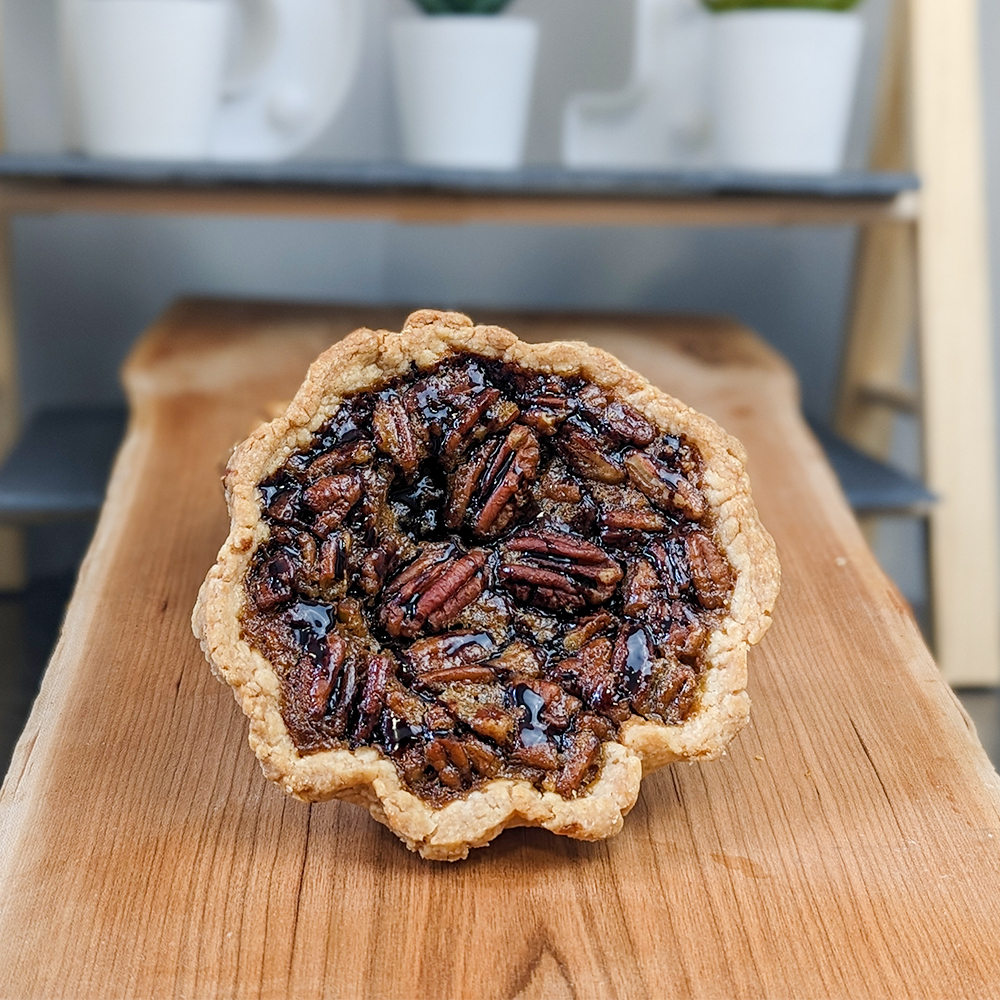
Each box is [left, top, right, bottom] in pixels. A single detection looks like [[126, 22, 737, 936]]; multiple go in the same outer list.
[[907, 0, 1000, 684], [0, 177, 921, 228], [1, 302, 999, 999]]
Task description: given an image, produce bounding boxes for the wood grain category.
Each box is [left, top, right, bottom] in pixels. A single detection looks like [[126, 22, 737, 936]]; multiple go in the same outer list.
[[1, 301, 999, 999]]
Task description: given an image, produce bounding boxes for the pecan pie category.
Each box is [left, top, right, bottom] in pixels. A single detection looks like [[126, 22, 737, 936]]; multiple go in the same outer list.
[[193, 311, 780, 860]]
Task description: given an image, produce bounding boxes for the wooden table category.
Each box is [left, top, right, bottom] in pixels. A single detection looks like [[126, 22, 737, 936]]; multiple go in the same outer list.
[[1, 301, 998, 999]]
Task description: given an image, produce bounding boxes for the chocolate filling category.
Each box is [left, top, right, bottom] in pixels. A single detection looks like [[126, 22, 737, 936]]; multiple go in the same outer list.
[[240, 353, 734, 805]]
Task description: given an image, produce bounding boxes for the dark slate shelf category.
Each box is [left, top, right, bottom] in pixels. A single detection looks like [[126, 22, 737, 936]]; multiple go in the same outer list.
[[809, 422, 935, 515], [0, 153, 918, 201], [0, 407, 933, 525], [0, 407, 126, 522]]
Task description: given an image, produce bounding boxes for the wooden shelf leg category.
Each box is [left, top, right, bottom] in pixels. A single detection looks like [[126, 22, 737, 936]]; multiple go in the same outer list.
[[837, 0, 916, 463], [0, 208, 26, 591], [909, 0, 1000, 685], [836, 219, 917, 460]]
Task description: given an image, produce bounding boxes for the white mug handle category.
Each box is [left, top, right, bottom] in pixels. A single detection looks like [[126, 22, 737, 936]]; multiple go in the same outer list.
[[221, 0, 281, 100], [209, 0, 365, 162]]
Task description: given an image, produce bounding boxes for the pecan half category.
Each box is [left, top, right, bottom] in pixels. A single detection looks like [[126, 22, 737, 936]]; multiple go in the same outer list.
[[612, 624, 656, 703], [265, 485, 302, 523], [686, 531, 734, 610], [446, 424, 540, 537], [600, 508, 669, 533], [555, 636, 616, 711], [500, 529, 622, 612], [381, 544, 487, 638], [307, 439, 374, 477], [554, 729, 602, 796], [439, 385, 519, 463], [622, 559, 659, 617], [353, 653, 395, 741], [576, 384, 656, 446], [519, 393, 574, 436], [425, 738, 471, 789], [624, 452, 707, 520], [563, 611, 616, 652], [641, 658, 698, 724], [302, 474, 363, 532], [667, 602, 709, 661], [373, 391, 427, 478], [557, 423, 626, 484], [648, 537, 693, 600], [405, 631, 496, 685], [249, 549, 295, 610]]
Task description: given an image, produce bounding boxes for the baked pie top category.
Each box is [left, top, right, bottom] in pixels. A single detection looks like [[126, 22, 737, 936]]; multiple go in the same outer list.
[[193, 310, 780, 860]]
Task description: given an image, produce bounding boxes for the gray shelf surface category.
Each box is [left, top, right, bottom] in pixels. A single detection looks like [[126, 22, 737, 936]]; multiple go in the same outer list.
[[0, 407, 934, 524], [809, 421, 935, 515], [0, 407, 126, 522], [0, 154, 918, 200]]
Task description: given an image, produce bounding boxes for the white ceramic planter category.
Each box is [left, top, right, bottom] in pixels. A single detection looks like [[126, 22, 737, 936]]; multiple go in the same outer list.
[[711, 9, 864, 174], [391, 16, 538, 170]]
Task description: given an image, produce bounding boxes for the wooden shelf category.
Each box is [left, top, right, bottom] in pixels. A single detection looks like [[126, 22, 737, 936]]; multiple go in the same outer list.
[[0, 155, 920, 226]]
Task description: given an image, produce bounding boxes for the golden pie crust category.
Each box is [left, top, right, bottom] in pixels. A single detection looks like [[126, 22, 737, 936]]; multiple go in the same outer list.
[[193, 310, 780, 860]]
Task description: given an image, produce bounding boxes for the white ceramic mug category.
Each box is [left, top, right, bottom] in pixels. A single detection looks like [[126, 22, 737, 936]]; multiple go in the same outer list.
[[391, 17, 539, 170], [67, 0, 365, 162], [76, 0, 233, 160]]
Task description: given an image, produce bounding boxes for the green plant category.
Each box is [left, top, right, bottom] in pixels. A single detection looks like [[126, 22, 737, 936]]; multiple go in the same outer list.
[[410, 0, 516, 12], [702, 0, 862, 10]]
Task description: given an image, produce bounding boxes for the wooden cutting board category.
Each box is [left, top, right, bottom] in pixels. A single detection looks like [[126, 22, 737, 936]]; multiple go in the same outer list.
[[1, 300, 999, 999]]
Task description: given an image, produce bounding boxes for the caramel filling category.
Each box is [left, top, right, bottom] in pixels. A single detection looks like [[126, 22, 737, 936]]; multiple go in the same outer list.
[[241, 353, 733, 805]]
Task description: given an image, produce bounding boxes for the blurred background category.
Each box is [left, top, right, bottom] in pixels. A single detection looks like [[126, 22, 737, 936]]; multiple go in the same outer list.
[[1, 0, 998, 768]]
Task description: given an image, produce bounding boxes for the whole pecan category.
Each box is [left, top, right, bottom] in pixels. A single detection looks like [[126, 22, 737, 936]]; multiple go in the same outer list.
[[499, 529, 623, 612], [446, 424, 540, 538], [380, 544, 487, 638], [624, 452, 707, 520], [686, 531, 734, 610]]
